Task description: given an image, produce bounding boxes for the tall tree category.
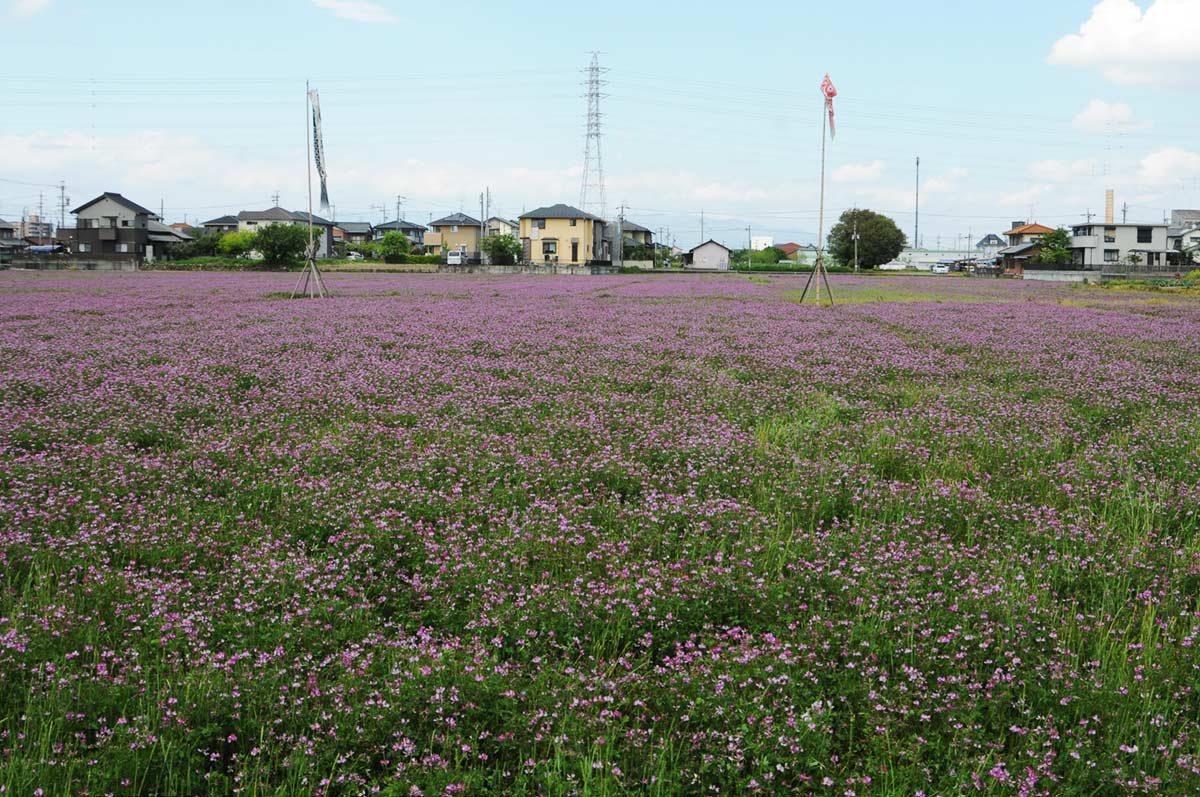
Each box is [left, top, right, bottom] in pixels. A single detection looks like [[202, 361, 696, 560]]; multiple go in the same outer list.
[[828, 209, 906, 269]]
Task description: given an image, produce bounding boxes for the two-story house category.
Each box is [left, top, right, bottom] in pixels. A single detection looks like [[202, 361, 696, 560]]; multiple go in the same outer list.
[[425, 213, 482, 260], [233, 207, 335, 258], [374, 219, 428, 248], [486, 217, 519, 238], [335, 221, 374, 245], [201, 215, 240, 236], [519, 204, 609, 265], [997, 222, 1054, 274], [1070, 222, 1170, 269], [70, 192, 158, 263]]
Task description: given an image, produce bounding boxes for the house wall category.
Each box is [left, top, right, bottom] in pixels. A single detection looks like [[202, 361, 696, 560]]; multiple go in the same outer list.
[[238, 218, 333, 258], [1071, 224, 1169, 268], [73, 197, 150, 259], [519, 217, 598, 265], [76, 197, 149, 230], [486, 220, 518, 238], [690, 243, 730, 271], [433, 224, 481, 257]]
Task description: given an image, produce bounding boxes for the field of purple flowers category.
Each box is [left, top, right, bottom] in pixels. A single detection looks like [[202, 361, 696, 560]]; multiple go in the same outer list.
[[2, 271, 1199, 796]]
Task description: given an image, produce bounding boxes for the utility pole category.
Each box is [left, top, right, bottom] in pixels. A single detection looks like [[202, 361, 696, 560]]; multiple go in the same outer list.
[[746, 225, 752, 269], [272, 191, 281, 207], [38, 193, 45, 240], [852, 214, 859, 272], [615, 203, 626, 267], [1084, 209, 1095, 223], [58, 181, 67, 233], [1122, 203, 1128, 223], [700, 210, 705, 242], [479, 192, 485, 260], [914, 156, 920, 250], [160, 199, 164, 221]]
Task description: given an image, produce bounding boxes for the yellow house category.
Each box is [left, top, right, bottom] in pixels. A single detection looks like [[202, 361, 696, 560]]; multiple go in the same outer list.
[[424, 212, 482, 258], [519, 204, 610, 265]]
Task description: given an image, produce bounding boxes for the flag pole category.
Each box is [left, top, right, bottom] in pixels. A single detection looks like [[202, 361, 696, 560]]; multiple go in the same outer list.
[[815, 97, 828, 306], [799, 75, 835, 307], [305, 80, 317, 298]]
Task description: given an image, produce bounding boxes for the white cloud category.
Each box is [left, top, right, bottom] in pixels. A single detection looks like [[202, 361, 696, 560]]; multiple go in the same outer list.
[[311, 0, 397, 23], [923, 167, 968, 194], [1138, 147, 1200, 182], [996, 185, 1051, 208], [832, 160, 884, 183], [1048, 0, 1200, 87], [1028, 158, 1101, 182], [9, 0, 53, 17], [1072, 99, 1150, 133]]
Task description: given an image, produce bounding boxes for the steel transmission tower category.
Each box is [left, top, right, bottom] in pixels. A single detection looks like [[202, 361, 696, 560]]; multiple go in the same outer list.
[[580, 52, 608, 220]]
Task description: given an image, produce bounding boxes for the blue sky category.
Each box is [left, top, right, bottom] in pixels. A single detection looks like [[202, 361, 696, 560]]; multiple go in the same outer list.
[[2, 0, 1198, 249]]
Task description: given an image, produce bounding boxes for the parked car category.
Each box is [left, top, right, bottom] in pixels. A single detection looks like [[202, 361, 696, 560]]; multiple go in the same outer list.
[[932, 263, 950, 274], [446, 250, 467, 266], [346, 251, 365, 262]]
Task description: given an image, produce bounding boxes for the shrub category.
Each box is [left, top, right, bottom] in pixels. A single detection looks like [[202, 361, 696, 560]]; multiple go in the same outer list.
[[254, 224, 309, 268], [218, 231, 257, 258]]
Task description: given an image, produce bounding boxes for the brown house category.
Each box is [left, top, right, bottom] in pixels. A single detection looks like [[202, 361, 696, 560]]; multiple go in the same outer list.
[[997, 222, 1054, 275], [70, 192, 157, 264]]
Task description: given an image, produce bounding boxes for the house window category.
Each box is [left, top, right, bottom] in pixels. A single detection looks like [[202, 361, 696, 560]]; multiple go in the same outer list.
[[535, 220, 546, 229], [543, 240, 557, 256], [570, 219, 577, 227], [1104, 227, 1116, 243], [116, 242, 131, 253], [451, 225, 459, 232], [1137, 227, 1153, 244], [1103, 249, 1119, 263], [78, 243, 92, 253], [121, 220, 131, 227], [104, 217, 118, 228]]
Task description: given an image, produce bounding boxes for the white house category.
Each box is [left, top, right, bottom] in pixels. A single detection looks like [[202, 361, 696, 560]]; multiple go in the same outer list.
[[1070, 222, 1171, 269], [233, 207, 336, 259], [683, 240, 732, 271], [486, 217, 519, 238]]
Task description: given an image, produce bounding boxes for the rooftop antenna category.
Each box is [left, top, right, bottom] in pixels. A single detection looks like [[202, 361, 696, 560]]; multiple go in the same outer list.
[[580, 51, 608, 220]]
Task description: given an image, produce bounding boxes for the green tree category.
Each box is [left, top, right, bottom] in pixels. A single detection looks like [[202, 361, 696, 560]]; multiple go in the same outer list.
[[254, 224, 309, 268], [218, 231, 257, 258], [378, 231, 411, 263], [1035, 228, 1073, 267], [828, 209, 907, 269], [754, 246, 786, 264], [168, 230, 222, 259], [481, 234, 522, 265]]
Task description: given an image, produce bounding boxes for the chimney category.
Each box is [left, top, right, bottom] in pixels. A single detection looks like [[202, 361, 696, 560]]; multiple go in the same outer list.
[[1105, 190, 1115, 224]]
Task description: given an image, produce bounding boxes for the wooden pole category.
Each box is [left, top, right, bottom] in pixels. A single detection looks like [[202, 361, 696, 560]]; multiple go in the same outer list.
[[816, 100, 828, 306]]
